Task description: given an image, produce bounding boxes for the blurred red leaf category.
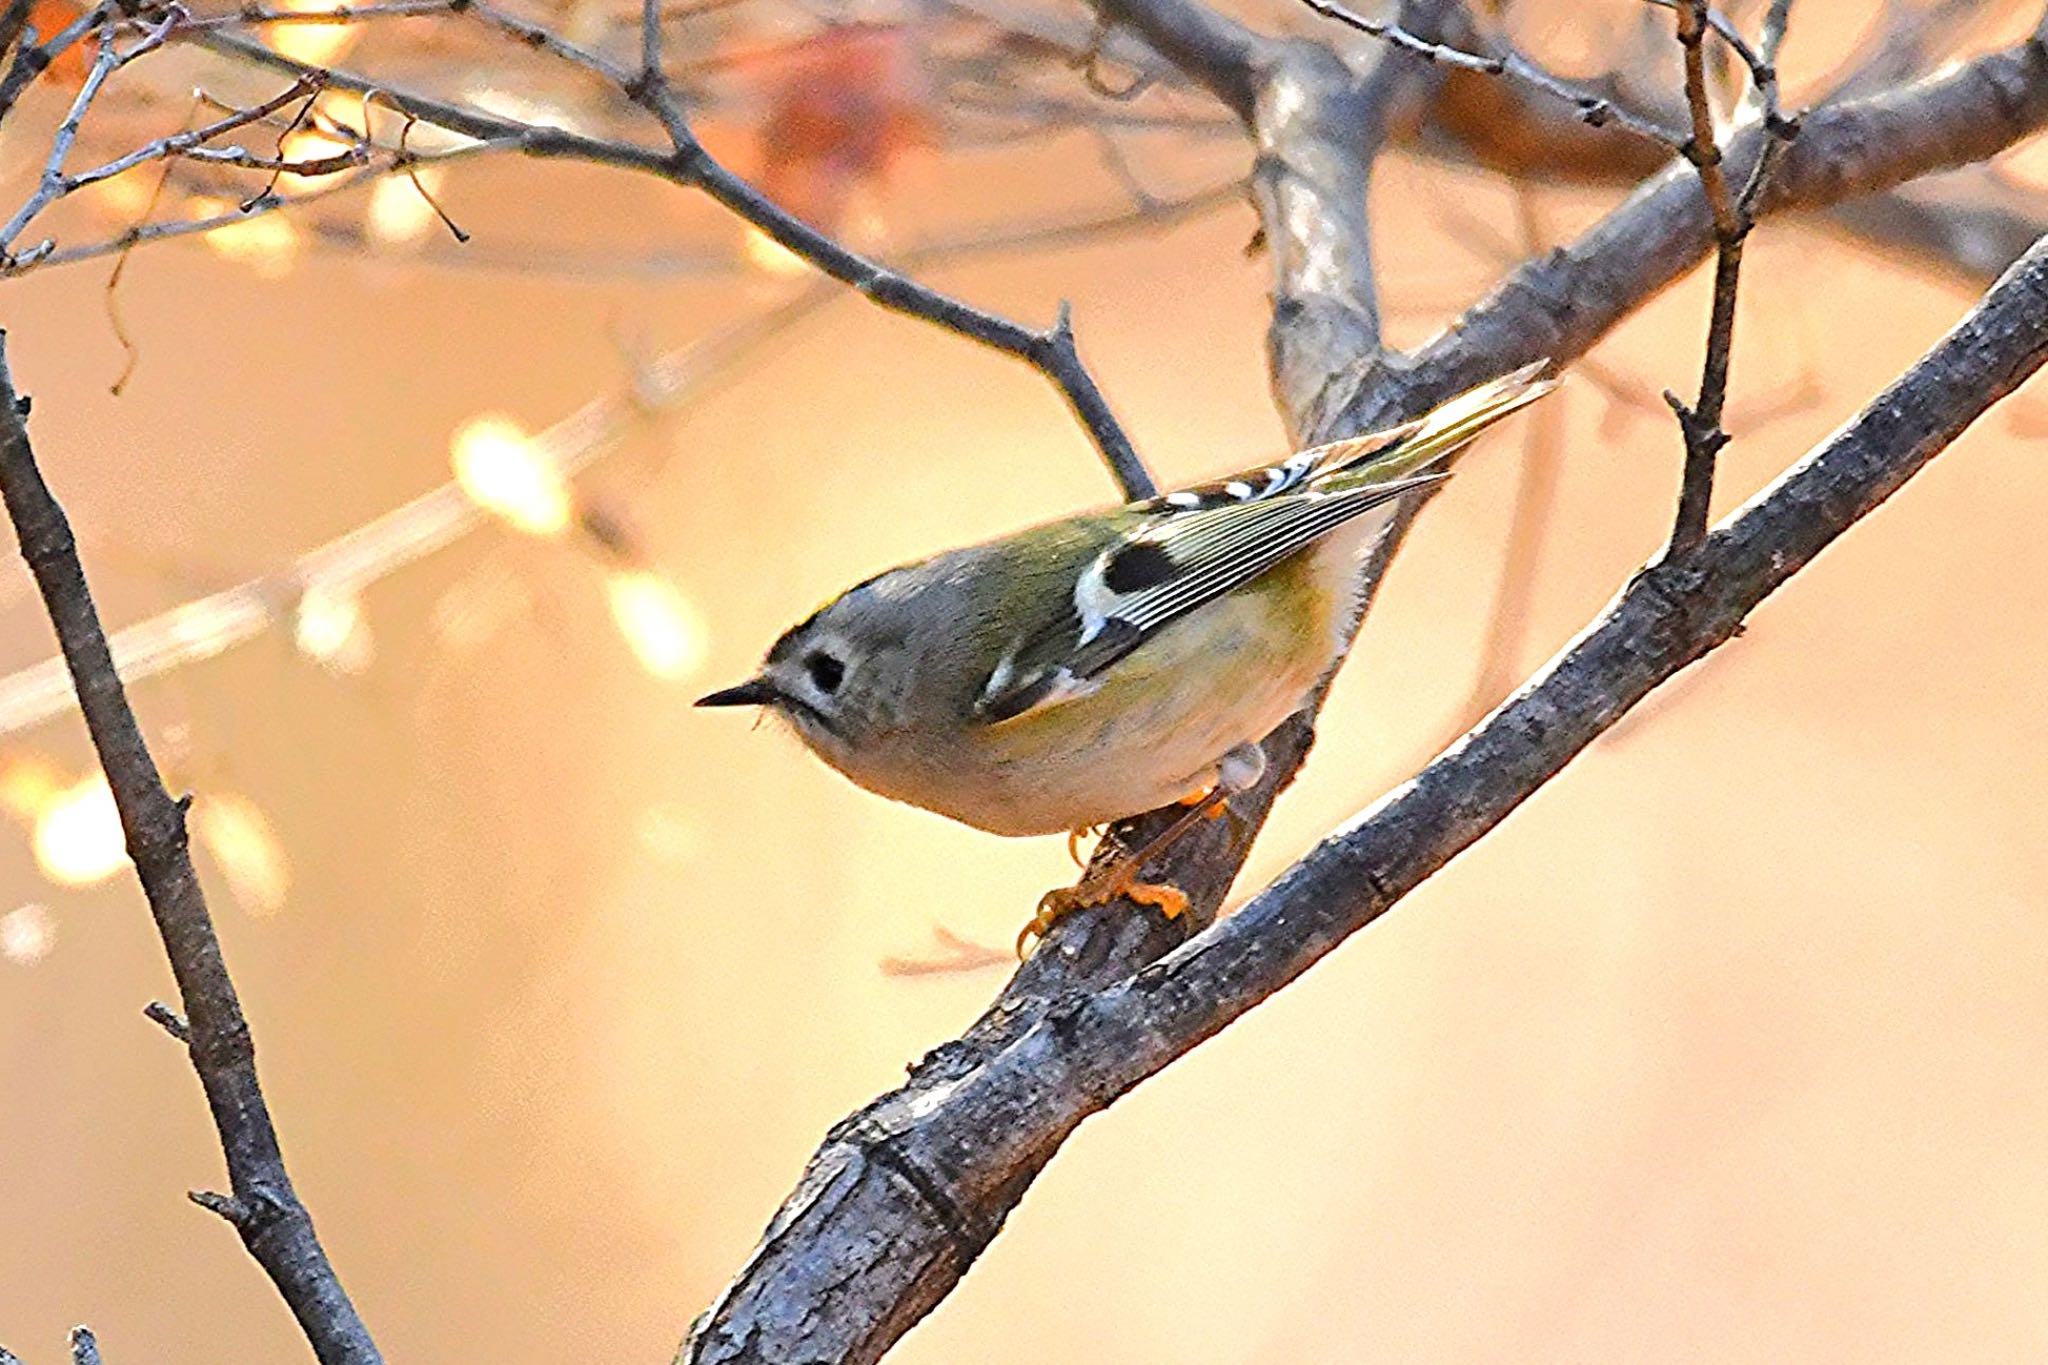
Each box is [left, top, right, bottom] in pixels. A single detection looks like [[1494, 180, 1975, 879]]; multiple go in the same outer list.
[[752, 23, 936, 234]]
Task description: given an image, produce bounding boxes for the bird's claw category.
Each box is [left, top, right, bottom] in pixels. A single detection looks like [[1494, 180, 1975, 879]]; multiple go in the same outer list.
[[1017, 875, 1189, 959]]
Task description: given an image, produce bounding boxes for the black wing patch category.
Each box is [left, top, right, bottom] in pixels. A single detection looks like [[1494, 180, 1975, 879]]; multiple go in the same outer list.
[[1102, 541, 1178, 593]]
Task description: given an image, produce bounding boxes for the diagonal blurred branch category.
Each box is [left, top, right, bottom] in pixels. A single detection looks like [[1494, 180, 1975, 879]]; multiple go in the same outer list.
[[0, 332, 383, 1365], [1823, 166, 2048, 285], [0, 177, 1238, 740]]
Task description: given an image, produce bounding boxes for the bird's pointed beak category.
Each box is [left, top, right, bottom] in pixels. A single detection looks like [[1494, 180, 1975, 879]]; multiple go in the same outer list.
[[695, 676, 777, 708]]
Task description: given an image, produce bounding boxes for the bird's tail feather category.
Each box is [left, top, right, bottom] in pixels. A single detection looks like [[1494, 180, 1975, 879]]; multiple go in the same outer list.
[[1307, 361, 1558, 491]]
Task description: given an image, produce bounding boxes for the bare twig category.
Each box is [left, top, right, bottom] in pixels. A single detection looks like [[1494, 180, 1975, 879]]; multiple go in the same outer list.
[[63, 76, 329, 190], [66, 1329, 100, 1365], [194, 25, 1157, 498], [1300, 0, 1688, 148], [144, 998, 192, 1041], [0, 333, 383, 1365], [639, 0, 660, 87], [179, 0, 454, 25], [1659, 0, 1798, 558], [0, 8, 183, 261]]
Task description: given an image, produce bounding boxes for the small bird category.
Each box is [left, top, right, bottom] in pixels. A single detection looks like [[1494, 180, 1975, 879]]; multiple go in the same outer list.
[[699, 364, 1555, 952]]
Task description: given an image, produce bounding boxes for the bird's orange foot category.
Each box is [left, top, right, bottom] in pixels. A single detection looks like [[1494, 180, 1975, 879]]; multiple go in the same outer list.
[[1065, 824, 1105, 868], [1018, 881, 1106, 958], [1124, 879, 1189, 920], [1017, 869, 1191, 958]]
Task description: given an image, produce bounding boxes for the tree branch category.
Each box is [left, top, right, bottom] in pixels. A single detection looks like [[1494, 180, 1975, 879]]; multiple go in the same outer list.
[[194, 24, 1157, 499], [677, 11, 2048, 1361], [1659, 0, 1797, 558], [1301, 0, 1687, 150], [1084, 0, 1270, 117], [1360, 29, 2048, 428], [681, 225, 2048, 1365], [0, 334, 383, 1365]]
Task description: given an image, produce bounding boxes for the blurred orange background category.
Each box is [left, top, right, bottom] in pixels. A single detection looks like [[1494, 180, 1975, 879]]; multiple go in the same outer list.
[[3, 7, 2048, 1361]]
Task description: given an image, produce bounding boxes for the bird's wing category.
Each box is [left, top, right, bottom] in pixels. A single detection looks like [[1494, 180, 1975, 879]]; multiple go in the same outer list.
[[973, 473, 1439, 723], [972, 362, 1557, 725]]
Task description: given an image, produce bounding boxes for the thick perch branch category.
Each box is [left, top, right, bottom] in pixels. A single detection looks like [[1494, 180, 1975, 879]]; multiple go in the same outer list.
[[0, 336, 383, 1365], [683, 222, 2048, 1365], [678, 12, 2048, 1362]]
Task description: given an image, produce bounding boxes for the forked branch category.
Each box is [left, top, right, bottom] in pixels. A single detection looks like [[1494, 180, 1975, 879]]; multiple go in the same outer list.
[[1661, 0, 1799, 557]]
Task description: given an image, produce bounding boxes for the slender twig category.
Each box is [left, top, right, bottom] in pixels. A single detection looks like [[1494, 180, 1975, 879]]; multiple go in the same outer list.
[[66, 1329, 101, 1365], [1299, 0, 1688, 148], [182, 0, 455, 26], [0, 333, 384, 1365], [144, 998, 192, 1041], [0, 136, 513, 279], [191, 25, 1157, 499], [465, 0, 634, 86], [639, 0, 660, 88], [63, 76, 323, 190], [0, 9, 185, 258], [1659, 0, 1799, 558]]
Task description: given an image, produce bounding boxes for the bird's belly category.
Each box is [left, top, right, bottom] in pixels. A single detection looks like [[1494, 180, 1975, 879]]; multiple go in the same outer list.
[[838, 559, 1342, 836]]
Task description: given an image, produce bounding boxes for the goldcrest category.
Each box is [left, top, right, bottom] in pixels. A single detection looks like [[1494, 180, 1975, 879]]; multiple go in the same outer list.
[[700, 364, 1555, 946]]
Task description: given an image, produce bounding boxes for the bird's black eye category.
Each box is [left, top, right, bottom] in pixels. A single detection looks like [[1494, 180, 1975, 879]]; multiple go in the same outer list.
[[804, 651, 845, 694]]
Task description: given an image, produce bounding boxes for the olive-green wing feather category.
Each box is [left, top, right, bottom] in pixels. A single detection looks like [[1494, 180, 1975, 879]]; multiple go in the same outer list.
[[972, 474, 1436, 722], [973, 363, 1556, 724]]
